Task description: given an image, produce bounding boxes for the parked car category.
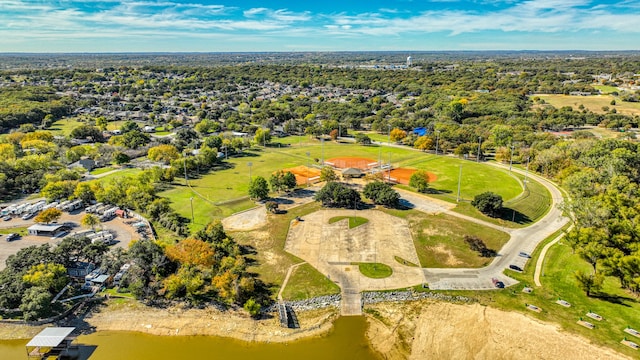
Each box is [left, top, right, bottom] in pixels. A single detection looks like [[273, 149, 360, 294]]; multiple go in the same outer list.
[[6, 233, 19, 242], [21, 212, 36, 220], [509, 264, 523, 272], [491, 277, 505, 288], [2, 215, 11, 221], [51, 231, 70, 240], [518, 251, 531, 258]]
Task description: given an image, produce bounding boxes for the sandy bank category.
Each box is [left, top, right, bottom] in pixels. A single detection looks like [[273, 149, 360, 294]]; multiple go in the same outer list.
[[366, 300, 631, 360]]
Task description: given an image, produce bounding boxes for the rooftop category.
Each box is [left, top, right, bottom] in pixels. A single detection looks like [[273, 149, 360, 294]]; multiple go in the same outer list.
[[26, 327, 75, 348]]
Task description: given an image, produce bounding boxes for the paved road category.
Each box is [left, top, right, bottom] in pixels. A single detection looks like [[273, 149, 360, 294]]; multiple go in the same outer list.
[[421, 164, 568, 290]]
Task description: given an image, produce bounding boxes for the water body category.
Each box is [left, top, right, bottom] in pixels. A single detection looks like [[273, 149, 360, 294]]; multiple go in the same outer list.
[[0, 316, 380, 360]]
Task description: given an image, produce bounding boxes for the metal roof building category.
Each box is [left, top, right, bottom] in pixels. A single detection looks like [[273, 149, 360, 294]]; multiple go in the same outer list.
[[26, 327, 75, 359], [27, 224, 66, 236]]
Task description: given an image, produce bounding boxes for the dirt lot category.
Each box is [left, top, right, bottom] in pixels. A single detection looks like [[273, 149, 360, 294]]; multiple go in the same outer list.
[[0, 210, 141, 270], [281, 165, 322, 185], [366, 300, 630, 360]]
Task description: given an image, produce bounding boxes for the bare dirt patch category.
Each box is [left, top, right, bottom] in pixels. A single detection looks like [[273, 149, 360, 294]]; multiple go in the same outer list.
[[281, 165, 322, 185], [427, 244, 462, 266], [382, 168, 437, 185], [222, 207, 266, 231], [367, 300, 631, 360], [326, 157, 376, 169]]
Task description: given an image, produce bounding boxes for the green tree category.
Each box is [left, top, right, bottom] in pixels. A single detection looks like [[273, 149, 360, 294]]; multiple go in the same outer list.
[[390, 128, 407, 142], [23, 263, 68, 293], [113, 151, 130, 165], [244, 298, 261, 318], [254, 128, 271, 146], [248, 176, 269, 200], [315, 182, 360, 208], [574, 270, 604, 297], [81, 213, 101, 231], [265, 201, 279, 213], [471, 192, 503, 217], [354, 133, 371, 145], [34, 208, 62, 224], [409, 170, 430, 193], [363, 181, 400, 208], [413, 136, 433, 151], [73, 182, 96, 203], [148, 144, 180, 164], [19, 286, 53, 321], [320, 167, 338, 182], [41, 180, 78, 201]]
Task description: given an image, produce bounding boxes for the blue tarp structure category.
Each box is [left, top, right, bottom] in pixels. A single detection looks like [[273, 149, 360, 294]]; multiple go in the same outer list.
[[413, 127, 427, 136]]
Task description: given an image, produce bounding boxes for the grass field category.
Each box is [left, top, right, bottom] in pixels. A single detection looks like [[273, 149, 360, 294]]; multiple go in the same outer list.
[[328, 216, 369, 229], [90, 166, 116, 175], [0, 227, 28, 236], [534, 94, 640, 116], [48, 118, 85, 135], [280, 263, 340, 301], [356, 262, 393, 279], [160, 141, 524, 232], [388, 209, 510, 268], [592, 85, 621, 94], [411, 224, 640, 359]]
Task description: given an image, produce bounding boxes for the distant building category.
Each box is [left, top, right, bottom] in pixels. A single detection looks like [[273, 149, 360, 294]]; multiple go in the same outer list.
[[69, 158, 97, 171], [407, 56, 412, 67], [27, 224, 68, 236]]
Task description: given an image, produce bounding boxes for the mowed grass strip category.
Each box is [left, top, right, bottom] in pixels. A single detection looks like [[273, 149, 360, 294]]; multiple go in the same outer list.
[[280, 263, 340, 301], [394, 256, 419, 267], [356, 262, 393, 279], [408, 211, 510, 268], [328, 216, 369, 229], [47, 118, 85, 135]]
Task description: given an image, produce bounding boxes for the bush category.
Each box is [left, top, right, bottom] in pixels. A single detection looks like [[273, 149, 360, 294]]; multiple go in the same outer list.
[[363, 181, 400, 208], [409, 170, 430, 193], [471, 192, 503, 217]]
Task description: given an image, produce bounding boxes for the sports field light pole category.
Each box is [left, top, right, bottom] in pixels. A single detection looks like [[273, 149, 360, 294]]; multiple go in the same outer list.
[[190, 197, 194, 223], [321, 137, 325, 165], [456, 165, 462, 202], [524, 156, 530, 190], [477, 136, 482, 162], [509, 144, 515, 172], [435, 130, 440, 156], [388, 153, 392, 182], [248, 162, 253, 182], [306, 151, 310, 187], [388, 123, 391, 144]]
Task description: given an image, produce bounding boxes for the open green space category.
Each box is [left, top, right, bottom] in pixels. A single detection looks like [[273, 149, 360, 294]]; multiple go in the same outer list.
[[534, 94, 640, 116], [94, 168, 141, 181], [328, 216, 369, 229], [47, 118, 85, 135], [90, 166, 116, 175], [280, 263, 341, 301], [161, 141, 524, 232], [0, 227, 28, 236], [407, 210, 510, 268], [412, 225, 640, 359], [593, 85, 621, 94], [356, 262, 393, 279]]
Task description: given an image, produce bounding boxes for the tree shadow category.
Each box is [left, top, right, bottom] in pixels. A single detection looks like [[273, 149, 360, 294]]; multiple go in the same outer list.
[[499, 207, 532, 224], [591, 292, 635, 307]]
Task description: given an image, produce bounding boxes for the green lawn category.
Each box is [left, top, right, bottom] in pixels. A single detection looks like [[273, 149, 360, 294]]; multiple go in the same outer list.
[[406, 210, 510, 268], [280, 263, 340, 301], [534, 94, 640, 116], [90, 166, 116, 175], [0, 227, 28, 236], [593, 85, 621, 94], [328, 216, 369, 229], [356, 262, 394, 279], [47, 118, 85, 135], [394, 256, 419, 267], [94, 168, 141, 181]]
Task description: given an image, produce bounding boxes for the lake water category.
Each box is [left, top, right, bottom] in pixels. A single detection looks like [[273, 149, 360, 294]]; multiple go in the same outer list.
[[0, 316, 380, 360]]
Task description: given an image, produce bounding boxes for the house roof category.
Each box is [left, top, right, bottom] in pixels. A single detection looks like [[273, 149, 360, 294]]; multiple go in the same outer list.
[[28, 224, 65, 232], [26, 327, 75, 348], [342, 168, 364, 176], [92, 274, 110, 283]]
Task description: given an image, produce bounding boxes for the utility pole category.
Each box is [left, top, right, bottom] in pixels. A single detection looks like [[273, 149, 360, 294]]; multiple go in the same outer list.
[[388, 123, 391, 144], [388, 153, 391, 182], [183, 152, 188, 184], [477, 136, 482, 162], [435, 130, 440, 156], [509, 144, 514, 172], [306, 152, 311, 187], [457, 165, 462, 202], [524, 157, 530, 190], [321, 137, 324, 165]]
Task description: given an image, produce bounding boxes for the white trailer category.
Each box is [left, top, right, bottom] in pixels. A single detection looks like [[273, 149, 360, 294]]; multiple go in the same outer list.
[[57, 200, 71, 210]]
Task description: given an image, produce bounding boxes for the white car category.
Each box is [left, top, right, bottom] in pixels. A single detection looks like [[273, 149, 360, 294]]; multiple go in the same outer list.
[[21, 212, 35, 220], [2, 215, 11, 221]]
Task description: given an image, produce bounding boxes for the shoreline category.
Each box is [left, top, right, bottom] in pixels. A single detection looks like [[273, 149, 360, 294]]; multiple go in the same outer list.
[[0, 298, 340, 343]]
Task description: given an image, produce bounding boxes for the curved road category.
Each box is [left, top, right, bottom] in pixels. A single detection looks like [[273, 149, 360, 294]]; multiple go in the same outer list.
[[418, 164, 568, 290]]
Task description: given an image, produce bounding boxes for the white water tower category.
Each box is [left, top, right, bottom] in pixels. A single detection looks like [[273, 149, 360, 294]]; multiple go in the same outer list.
[[406, 56, 412, 67]]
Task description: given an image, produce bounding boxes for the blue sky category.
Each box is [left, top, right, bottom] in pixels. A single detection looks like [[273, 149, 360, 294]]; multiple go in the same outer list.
[[1, 0, 639, 52]]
